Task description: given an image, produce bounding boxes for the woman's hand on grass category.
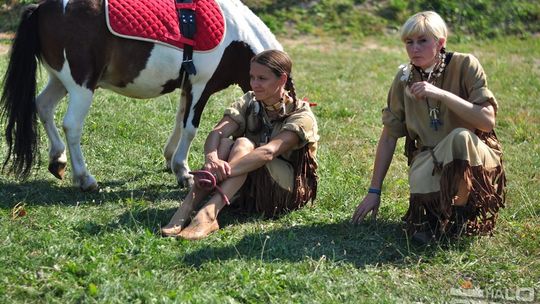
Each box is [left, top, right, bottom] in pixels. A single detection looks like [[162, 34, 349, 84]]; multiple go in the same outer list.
[[351, 194, 381, 224]]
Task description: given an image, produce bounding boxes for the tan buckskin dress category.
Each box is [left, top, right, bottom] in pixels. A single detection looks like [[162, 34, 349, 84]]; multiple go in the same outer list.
[[224, 91, 319, 217], [383, 52, 506, 236]]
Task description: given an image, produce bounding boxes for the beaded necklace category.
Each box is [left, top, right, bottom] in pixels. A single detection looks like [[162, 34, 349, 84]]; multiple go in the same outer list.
[[255, 94, 295, 144], [407, 51, 447, 131], [263, 95, 290, 112]]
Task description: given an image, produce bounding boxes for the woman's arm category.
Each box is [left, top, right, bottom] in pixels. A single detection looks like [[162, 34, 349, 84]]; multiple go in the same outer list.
[[409, 82, 495, 132], [203, 116, 240, 177], [227, 130, 300, 178], [352, 126, 398, 224]]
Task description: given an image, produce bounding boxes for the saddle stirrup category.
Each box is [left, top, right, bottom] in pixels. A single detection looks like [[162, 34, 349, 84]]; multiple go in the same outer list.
[[176, 0, 197, 82]]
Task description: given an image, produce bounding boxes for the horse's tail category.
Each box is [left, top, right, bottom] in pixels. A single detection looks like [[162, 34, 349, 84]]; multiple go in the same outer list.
[[0, 4, 41, 179]]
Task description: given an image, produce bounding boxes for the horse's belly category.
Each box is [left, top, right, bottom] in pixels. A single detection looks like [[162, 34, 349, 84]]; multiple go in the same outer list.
[[100, 45, 184, 98], [100, 81, 172, 99], [100, 43, 224, 98]]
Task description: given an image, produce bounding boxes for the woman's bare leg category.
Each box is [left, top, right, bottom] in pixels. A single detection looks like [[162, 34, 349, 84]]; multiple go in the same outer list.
[[160, 187, 212, 236], [179, 138, 254, 240], [161, 138, 235, 236]]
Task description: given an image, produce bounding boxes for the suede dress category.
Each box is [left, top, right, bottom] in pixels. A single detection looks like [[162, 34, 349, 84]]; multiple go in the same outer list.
[[383, 52, 506, 236], [224, 91, 319, 217]]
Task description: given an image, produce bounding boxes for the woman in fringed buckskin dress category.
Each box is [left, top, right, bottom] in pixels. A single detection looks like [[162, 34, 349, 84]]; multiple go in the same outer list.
[[351, 11, 506, 244], [162, 50, 319, 240]]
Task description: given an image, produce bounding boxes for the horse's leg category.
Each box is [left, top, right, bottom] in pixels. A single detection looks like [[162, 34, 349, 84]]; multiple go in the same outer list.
[[62, 86, 97, 191], [35, 73, 68, 180], [163, 91, 187, 170], [171, 83, 208, 187], [168, 42, 257, 187]]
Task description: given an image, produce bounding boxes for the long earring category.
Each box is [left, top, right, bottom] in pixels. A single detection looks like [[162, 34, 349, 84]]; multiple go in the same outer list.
[[438, 47, 445, 61]]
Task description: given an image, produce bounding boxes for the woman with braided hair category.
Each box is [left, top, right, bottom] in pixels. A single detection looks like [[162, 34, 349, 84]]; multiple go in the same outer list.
[[162, 50, 319, 240], [351, 11, 506, 244]]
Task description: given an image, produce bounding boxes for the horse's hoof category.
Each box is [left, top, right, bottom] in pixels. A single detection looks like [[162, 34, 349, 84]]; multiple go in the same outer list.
[[177, 175, 194, 189], [172, 164, 193, 188], [48, 161, 67, 180], [81, 182, 99, 192], [78, 175, 99, 192]]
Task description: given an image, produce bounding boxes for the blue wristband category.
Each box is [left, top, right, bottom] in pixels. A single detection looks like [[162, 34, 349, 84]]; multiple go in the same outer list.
[[368, 188, 382, 196]]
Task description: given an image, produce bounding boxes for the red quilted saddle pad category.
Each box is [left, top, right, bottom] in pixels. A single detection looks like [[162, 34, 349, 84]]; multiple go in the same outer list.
[[105, 0, 225, 51]]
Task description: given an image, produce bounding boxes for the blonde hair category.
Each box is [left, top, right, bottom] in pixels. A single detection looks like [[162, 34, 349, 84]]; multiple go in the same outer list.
[[400, 11, 448, 46]]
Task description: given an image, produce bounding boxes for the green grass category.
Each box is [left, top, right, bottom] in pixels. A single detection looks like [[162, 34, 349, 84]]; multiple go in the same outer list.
[[1, 35, 539, 303]]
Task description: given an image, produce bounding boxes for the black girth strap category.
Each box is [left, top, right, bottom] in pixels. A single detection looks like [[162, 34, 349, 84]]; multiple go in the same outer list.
[[176, 0, 197, 76]]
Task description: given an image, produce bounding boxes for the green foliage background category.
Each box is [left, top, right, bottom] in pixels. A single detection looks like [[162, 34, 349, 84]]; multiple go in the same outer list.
[[242, 0, 540, 39], [1, 0, 540, 38]]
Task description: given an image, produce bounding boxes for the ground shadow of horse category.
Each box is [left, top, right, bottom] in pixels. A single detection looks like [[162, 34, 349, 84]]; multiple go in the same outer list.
[[0, 171, 186, 209], [179, 219, 474, 268], [0, 173, 259, 235]]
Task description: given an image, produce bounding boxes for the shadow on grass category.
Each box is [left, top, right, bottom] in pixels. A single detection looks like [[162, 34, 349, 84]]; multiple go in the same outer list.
[[2, 178, 473, 268], [74, 198, 474, 267], [180, 219, 474, 268], [0, 175, 185, 208], [77, 201, 471, 268], [76, 202, 268, 236]]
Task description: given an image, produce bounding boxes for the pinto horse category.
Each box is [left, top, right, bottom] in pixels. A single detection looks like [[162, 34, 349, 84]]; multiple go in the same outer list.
[[1, 0, 282, 191]]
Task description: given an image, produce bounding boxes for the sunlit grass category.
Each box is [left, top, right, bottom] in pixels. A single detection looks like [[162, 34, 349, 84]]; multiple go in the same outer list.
[[0, 35, 539, 302]]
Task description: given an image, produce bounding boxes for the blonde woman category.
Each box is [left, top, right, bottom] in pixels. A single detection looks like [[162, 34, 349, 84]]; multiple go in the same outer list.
[[352, 11, 506, 244]]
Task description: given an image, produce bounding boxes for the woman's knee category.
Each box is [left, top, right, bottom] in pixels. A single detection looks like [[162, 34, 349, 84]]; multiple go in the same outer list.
[[232, 137, 255, 153], [449, 127, 473, 138], [449, 128, 476, 148]]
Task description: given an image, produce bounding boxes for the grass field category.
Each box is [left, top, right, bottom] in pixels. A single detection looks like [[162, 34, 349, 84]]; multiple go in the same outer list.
[[1, 35, 539, 303]]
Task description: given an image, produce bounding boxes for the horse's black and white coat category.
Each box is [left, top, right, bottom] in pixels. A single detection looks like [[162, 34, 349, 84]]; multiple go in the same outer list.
[[1, 0, 282, 190]]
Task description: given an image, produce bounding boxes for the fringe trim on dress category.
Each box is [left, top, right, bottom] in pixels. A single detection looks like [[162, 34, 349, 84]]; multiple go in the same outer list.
[[403, 159, 506, 237], [235, 145, 318, 218]]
